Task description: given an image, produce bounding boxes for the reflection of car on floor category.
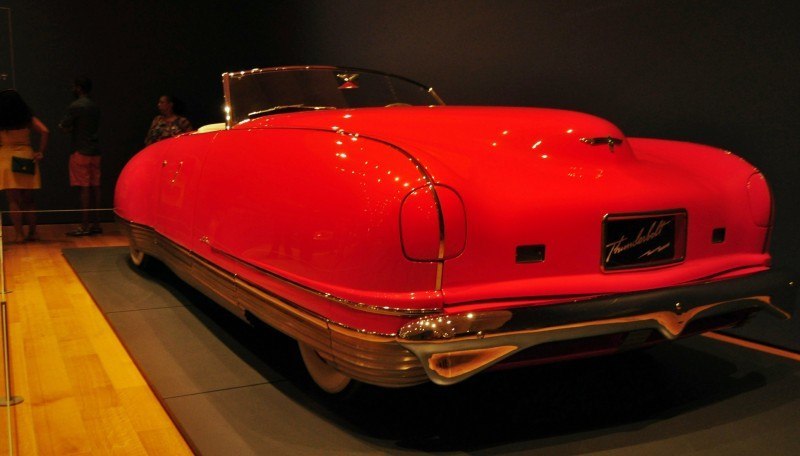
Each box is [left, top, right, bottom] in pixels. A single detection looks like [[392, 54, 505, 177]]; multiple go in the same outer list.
[[115, 66, 797, 393]]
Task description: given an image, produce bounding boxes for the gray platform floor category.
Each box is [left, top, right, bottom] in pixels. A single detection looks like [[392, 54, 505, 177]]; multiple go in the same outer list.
[[64, 247, 800, 455]]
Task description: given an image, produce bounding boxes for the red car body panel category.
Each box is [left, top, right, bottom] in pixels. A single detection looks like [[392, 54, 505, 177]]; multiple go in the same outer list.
[[117, 106, 773, 330], [115, 67, 795, 388], [241, 108, 771, 303]]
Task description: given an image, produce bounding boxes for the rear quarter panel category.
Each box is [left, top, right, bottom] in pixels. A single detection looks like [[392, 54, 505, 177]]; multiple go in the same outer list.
[[115, 140, 171, 227], [629, 137, 770, 255], [153, 134, 216, 242], [189, 128, 441, 324]]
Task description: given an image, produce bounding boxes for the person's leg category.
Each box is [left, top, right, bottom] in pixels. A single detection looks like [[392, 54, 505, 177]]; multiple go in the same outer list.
[[89, 185, 102, 233], [67, 186, 91, 236], [21, 189, 37, 240], [80, 185, 91, 228], [87, 156, 103, 234], [67, 152, 92, 236], [5, 189, 25, 242]]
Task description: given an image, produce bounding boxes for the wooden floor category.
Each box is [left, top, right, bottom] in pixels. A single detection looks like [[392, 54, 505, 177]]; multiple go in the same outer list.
[[1, 224, 192, 455], [1, 224, 796, 456]]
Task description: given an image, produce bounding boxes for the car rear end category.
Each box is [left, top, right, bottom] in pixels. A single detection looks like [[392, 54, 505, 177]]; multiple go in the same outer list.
[[378, 108, 797, 385]]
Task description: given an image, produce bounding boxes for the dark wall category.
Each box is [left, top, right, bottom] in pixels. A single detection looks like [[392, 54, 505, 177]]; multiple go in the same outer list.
[[3, 0, 798, 274], [1, 0, 304, 221], [293, 0, 800, 272]]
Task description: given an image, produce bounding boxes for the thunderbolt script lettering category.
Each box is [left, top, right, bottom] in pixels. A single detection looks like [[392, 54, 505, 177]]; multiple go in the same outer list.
[[639, 243, 671, 259], [605, 219, 671, 263]]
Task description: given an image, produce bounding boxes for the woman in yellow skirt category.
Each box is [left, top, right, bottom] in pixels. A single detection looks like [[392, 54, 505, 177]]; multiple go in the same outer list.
[[0, 89, 49, 242]]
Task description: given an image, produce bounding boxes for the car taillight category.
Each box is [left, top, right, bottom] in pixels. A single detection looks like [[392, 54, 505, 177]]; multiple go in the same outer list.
[[746, 172, 774, 253], [400, 185, 466, 261], [746, 172, 772, 228]]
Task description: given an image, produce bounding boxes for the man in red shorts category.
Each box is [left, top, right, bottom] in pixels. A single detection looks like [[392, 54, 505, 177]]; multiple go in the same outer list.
[[59, 76, 101, 236]]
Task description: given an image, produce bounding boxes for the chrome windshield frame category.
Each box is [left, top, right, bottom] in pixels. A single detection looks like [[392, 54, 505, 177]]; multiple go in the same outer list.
[[221, 65, 445, 128]]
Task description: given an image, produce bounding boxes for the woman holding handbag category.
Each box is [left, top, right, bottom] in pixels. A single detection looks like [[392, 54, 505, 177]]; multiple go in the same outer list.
[[0, 89, 49, 243]]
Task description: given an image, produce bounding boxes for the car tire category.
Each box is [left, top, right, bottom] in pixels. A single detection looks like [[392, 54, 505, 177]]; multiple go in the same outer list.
[[129, 245, 152, 269], [298, 341, 355, 394]]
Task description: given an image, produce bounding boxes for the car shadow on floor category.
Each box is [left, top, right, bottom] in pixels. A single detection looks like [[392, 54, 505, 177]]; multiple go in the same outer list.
[[138, 258, 796, 453]]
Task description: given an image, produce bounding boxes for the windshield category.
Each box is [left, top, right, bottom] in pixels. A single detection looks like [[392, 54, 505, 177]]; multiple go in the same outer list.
[[222, 66, 444, 126]]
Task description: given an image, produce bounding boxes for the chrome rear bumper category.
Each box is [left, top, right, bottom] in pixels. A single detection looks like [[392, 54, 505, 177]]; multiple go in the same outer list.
[[398, 269, 797, 385], [118, 217, 797, 388]]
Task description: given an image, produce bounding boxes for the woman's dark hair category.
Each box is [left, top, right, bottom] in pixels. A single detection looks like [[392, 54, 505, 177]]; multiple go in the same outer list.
[[162, 94, 187, 116], [74, 75, 92, 94], [0, 89, 33, 130]]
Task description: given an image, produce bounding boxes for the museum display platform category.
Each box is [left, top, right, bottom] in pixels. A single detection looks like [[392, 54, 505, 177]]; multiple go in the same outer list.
[[62, 246, 800, 455]]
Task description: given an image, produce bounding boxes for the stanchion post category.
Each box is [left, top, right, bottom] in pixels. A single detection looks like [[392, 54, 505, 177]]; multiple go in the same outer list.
[[0, 206, 114, 456], [1, 210, 24, 407], [0, 206, 114, 409]]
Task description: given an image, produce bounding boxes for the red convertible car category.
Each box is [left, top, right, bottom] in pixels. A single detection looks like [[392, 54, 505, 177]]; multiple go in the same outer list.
[[115, 66, 797, 393]]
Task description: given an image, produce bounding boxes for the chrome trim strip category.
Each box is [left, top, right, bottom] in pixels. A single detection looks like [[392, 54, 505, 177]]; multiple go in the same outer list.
[[117, 216, 796, 388], [117, 217, 428, 387], [213, 125, 447, 289], [322, 127, 447, 291], [398, 269, 797, 385], [199, 233, 441, 317], [222, 72, 233, 129], [220, 65, 444, 128], [122, 214, 442, 317], [579, 136, 623, 152], [427, 87, 445, 106], [221, 65, 443, 102], [218, 65, 448, 290]]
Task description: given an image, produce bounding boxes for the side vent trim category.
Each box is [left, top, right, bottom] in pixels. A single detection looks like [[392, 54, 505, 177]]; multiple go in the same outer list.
[[516, 245, 546, 263]]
